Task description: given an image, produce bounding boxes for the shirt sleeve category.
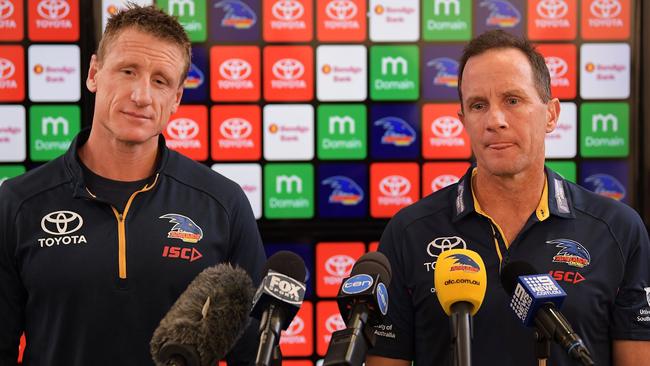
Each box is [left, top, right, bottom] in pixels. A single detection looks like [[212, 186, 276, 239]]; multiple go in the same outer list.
[[610, 207, 650, 340], [224, 185, 266, 366], [366, 216, 414, 361], [0, 183, 25, 364]]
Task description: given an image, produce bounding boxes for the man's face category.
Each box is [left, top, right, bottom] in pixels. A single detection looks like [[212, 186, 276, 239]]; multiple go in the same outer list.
[[459, 48, 559, 178], [86, 27, 185, 145]]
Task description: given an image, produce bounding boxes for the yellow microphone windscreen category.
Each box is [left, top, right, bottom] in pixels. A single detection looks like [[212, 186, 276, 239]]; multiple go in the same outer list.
[[433, 249, 487, 316]]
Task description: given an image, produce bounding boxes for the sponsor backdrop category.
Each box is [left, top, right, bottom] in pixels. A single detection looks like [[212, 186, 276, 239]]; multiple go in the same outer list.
[[0, 0, 643, 363]]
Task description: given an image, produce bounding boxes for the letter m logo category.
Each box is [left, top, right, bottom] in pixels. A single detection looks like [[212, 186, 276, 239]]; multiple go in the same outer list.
[[276, 175, 302, 194], [169, 0, 195, 16], [591, 113, 618, 132], [328, 116, 355, 135], [42, 117, 69, 136], [434, 0, 460, 16], [381, 57, 408, 75]]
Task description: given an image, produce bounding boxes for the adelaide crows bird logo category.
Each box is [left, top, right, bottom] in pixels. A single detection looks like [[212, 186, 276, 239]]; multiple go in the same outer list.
[[160, 214, 204, 243], [322, 176, 364, 206], [374, 117, 416, 147], [547, 239, 591, 268], [448, 254, 480, 273], [426, 57, 458, 87], [480, 0, 521, 27], [215, 0, 257, 29]]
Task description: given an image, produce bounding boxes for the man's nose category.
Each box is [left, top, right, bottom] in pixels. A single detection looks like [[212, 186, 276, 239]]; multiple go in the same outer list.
[[486, 106, 508, 130], [130, 78, 153, 107]]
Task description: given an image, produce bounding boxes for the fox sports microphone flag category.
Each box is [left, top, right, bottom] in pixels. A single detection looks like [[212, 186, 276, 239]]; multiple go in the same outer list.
[[150, 264, 255, 366], [434, 249, 487, 316]]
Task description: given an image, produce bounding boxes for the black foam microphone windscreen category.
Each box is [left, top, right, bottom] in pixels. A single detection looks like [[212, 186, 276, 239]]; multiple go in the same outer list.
[[150, 264, 255, 366]]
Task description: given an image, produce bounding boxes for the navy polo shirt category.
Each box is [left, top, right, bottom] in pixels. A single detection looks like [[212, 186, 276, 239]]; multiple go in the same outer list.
[[369, 167, 650, 366]]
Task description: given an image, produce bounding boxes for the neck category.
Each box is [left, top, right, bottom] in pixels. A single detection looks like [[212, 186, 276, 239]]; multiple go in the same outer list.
[[473, 166, 546, 218], [78, 129, 159, 182]]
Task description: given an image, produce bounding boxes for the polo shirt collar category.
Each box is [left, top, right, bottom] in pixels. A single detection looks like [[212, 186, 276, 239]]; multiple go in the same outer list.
[[452, 166, 575, 222]]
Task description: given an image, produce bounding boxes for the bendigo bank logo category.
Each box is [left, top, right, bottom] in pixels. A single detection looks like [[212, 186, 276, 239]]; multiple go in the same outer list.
[[374, 117, 415, 147], [583, 173, 626, 201], [215, 0, 257, 29], [39, 210, 87, 248], [322, 176, 363, 205], [426, 57, 458, 87], [448, 253, 480, 273], [159, 213, 204, 243], [480, 0, 521, 27], [547, 239, 591, 268]]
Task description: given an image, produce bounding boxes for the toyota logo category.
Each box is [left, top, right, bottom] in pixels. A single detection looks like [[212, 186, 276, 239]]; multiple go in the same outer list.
[[326, 0, 357, 20], [219, 58, 252, 81], [545, 56, 568, 78], [167, 118, 199, 140], [379, 176, 411, 197], [426, 236, 467, 258], [432, 175, 460, 192], [37, 0, 70, 20], [325, 314, 346, 333], [272, 0, 304, 20], [590, 0, 621, 18], [272, 58, 304, 80], [325, 255, 355, 276], [220, 118, 252, 140], [41, 211, 83, 235], [0, 0, 14, 19], [431, 116, 463, 138], [0, 58, 15, 80], [536, 0, 568, 19], [284, 316, 304, 336]]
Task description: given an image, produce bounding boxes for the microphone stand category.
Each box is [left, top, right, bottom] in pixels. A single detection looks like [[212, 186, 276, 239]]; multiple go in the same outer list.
[[534, 329, 551, 366], [449, 302, 472, 366]]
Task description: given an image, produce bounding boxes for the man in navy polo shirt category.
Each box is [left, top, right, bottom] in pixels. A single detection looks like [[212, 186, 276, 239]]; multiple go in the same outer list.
[[366, 30, 650, 366]]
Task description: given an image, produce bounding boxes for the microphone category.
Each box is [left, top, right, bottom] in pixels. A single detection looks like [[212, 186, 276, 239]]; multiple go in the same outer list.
[[434, 249, 487, 366], [323, 251, 392, 366], [150, 264, 255, 366], [500, 261, 594, 366], [251, 251, 307, 366]]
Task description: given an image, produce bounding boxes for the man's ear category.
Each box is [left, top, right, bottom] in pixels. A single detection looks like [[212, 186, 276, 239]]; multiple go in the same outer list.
[[170, 84, 184, 114], [458, 108, 465, 125], [545, 98, 561, 133], [86, 55, 99, 93]]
